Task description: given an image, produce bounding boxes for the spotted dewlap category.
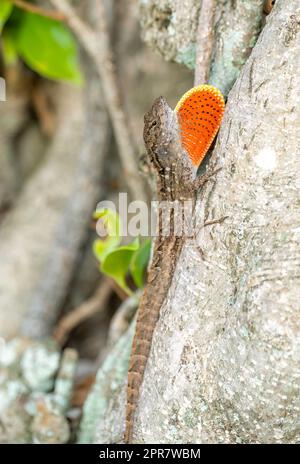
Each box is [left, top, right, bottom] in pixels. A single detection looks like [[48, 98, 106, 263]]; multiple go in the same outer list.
[[175, 85, 225, 167]]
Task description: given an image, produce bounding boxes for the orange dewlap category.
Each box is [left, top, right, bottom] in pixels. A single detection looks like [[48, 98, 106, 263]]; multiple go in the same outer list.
[[175, 85, 225, 167]]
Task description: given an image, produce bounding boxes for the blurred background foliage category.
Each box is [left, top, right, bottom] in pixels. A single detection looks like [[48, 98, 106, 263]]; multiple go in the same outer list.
[[0, 0, 191, 393], [1, 1, 82, 82], [0, 0, 280, 444], [0, 0, 192, 443]]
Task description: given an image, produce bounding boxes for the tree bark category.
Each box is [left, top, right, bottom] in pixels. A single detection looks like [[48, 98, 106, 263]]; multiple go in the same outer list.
[[81, 0, 300, 444], [135, 0, 300, 443], [139, 0, 265, 96], [21, 66, 110, 338], [0, 85, 84, 339]]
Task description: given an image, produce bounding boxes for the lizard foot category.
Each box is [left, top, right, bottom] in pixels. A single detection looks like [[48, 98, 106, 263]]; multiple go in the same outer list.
[[193, 166, 222, 191], [193, 215, 228, 260], [204, 215, 228, 227]]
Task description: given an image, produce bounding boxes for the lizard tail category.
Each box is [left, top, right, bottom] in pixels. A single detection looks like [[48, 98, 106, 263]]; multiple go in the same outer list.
[[124, 317, 154, 443], [124, 373, 141, 443], [124, 237, 182, 443]]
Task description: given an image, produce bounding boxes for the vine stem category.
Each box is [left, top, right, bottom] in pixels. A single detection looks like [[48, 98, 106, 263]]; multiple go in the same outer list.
[[50, 0, 147, 202], [10, 0, 65, 21], [194, 0, 217, 86]]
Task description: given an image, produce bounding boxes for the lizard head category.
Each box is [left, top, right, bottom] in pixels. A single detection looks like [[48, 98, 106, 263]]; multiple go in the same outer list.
[[143, 87, 224, 194], [143, 96, 177, 167], [144, 86, 225, 171]]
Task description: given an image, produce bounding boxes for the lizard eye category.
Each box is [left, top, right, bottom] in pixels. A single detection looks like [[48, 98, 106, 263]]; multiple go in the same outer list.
[[150, 121, 157, 129], [264, 0, 276, 14]]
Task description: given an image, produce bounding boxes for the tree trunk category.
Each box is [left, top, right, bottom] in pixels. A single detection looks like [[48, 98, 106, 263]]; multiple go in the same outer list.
[[80, 0, 300, 444], [135, 0, 300, 444]]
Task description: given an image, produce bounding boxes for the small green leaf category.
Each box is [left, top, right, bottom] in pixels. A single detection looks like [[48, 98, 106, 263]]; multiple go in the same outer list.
[[0, 0, 13, 33], [93, 209, 122, 262], [2, 29, 18, 65], [101, 239, 140, 295], [130, 239, 151, 288], [16, 12, 82, 84]]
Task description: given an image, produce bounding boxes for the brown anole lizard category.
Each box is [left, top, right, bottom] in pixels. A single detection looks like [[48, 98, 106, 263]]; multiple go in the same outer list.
[[124, 86, 225, 443]]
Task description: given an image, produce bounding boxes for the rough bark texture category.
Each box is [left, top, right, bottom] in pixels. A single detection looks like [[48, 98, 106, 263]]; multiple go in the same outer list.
[[140, 0, 201, 69], [135, 0, 300, 443], [140, 0, 265, 95], [209, 0, 265, 95], [0, 337, 78, 444], [22, 67, 110, 338], [0, 86, 84, 339], [82, 0, 300, 443], [78, 322, 136, 444]]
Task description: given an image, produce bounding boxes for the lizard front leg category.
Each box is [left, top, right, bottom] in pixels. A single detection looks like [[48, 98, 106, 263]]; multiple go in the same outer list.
[[124, 86, 225, 443], [192, 166, 222, 192]]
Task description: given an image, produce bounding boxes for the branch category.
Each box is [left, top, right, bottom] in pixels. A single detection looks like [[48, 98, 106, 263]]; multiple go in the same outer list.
[[194, 0, 217, 86], [49, 0, 147, 202], [133, 0, 300, 443], [105, 291, 140, 351], [78, 321, 136, 444], [96, 291, 140, 366], [53, 278, 113, 346], [21, 66, 111, 338], [11, 0, 65, 21]]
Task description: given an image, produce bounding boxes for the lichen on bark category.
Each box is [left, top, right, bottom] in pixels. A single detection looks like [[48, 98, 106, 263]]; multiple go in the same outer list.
[[85, 0, 300, 444], [0, 338, 77, 444], [136, 0, 300, 443], [78, 323, 135, 444], [139, 0, 266, 95], [139, 0, 200, 69]]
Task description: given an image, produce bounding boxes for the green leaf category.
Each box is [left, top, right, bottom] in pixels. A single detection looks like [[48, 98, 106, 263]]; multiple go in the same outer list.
[[0, 0, 13, 33], [2, 29, 18, 65], [93, 209, 122, 262], [130, 239, 151, 288], [15, 11, 82, 84], [101, 239, 140, 295]]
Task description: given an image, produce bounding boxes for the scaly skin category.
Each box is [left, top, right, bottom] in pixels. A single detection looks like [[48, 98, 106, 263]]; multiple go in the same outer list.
[[124, 87, 224, 443], [124, 97, 196, 443], [124, 233, 183, 443]]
